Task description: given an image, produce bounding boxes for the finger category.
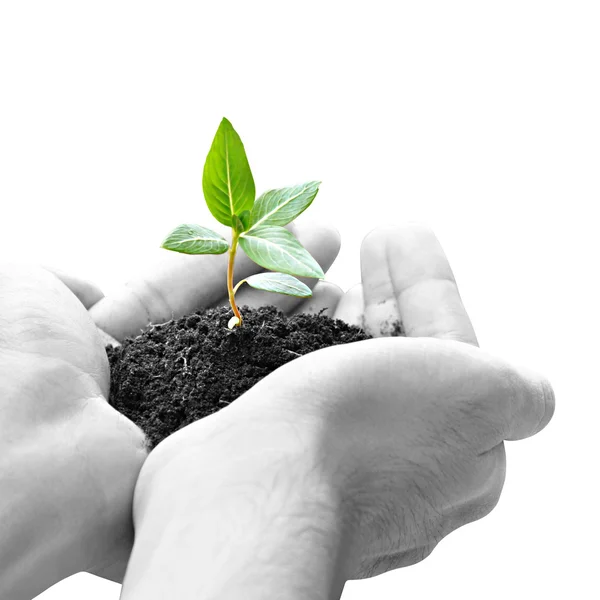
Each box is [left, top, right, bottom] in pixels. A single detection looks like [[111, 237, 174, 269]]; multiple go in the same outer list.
[[289, 281, 344, 317], [335, 337, 554, 447], [97, 327, 121, 348], [421, 339, 555, 444], [360, 223, 478, 345], [42, 265, 105, 309], [412, 339, 555, 444], [0, 263, 110, 397], [42, 266, 119, 347], [89, 219, 340, 341], [212, 220, 341, 314], [501, 362, 556, 442], [333, 283, 365, 328]]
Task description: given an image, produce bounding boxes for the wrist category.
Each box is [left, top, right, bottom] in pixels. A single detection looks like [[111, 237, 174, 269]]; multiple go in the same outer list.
[[122, 413, 353, 599]]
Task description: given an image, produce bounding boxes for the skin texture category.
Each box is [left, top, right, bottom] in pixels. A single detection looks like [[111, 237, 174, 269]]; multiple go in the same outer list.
[[0, 264, 147, 600], [119, 224, 554, 599], [0, 220, 341, 599]]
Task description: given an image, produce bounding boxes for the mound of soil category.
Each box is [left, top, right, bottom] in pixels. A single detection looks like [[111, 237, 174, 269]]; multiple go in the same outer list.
[[107, 305, 402, 449]]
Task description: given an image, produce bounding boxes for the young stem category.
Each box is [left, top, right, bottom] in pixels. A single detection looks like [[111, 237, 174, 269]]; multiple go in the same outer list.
[[227, 232, 243, 326]]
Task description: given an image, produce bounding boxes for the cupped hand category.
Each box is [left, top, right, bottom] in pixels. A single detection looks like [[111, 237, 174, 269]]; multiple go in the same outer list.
[[120, 224, 554, 599], [287, 223, 553, 578], [0, 219, 341, 598], [0, 264, 146, 600], [266, 223, 554, 578]]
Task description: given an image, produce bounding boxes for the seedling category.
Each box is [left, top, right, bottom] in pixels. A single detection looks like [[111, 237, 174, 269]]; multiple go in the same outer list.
[[161, 118, 324, 329]]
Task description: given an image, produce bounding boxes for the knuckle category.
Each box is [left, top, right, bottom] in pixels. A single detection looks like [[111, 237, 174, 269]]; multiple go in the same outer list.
[[537, 376, 556, 432], [452, 394, 508, 448], [450, 359, 517, 446]]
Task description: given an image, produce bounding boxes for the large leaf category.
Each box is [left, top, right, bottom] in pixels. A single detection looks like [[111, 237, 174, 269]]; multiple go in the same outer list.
[[239, 226, 324, 278], [244, 272, 312, 297], [202, 118, 255, 227], [249, 181, 320, 230], [161, 224, 229, 255]]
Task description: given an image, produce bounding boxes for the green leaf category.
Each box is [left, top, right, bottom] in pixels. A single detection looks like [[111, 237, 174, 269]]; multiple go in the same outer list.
[[244, 272, 313, 297], [161, 224, 229, 255], [250, 181, 320, 230], [232, 214, 245, 235], [238, 209, 252, 230], [232, 210, 252, 234], [239, 226, 325, 278], [202, 118, 255, 227]]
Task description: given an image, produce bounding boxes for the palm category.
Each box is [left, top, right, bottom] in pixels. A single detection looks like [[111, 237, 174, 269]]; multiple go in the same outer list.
[[0, 264, 146, 599], [0, 263, 109, 419]]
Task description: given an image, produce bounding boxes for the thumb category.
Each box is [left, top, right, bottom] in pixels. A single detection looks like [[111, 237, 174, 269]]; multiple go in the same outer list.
[[361, 337, 556, 445], [441, 340, 556, 443], [427, 339, 556, 443], [501, 361, 556, 441]]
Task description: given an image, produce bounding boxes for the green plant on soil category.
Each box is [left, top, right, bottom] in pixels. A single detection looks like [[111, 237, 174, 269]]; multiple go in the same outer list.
[[161, 117, 324, 329]]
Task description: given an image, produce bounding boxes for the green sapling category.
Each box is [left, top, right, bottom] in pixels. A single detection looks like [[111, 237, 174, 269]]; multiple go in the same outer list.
[[161, 117, 324, 329]]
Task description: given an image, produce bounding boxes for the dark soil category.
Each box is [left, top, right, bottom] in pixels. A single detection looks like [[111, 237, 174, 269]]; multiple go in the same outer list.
[[107, 305, 403, 449]]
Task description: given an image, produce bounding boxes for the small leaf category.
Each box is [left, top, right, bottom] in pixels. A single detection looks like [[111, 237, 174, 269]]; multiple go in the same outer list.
[[239, 226, 325, 278], [232, 214, 245, 235], [238, 209, 252, 230], [250, 181, 320, 230], [161, 224, 229, 255], [202, 118, 256, 227], [245, 272, 313, 297]]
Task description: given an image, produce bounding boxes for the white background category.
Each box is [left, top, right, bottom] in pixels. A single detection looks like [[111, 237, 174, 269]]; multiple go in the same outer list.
[[0, 1, 598, 598]]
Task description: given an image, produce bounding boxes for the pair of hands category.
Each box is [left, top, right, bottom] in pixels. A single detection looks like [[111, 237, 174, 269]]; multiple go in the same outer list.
[[121, 223, 554, 598], [0, 221, 554, 599], [0, 218, 343, 599]]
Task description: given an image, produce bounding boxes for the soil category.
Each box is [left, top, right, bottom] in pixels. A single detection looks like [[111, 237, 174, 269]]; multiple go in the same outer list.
[[107, 305, 403, 449]]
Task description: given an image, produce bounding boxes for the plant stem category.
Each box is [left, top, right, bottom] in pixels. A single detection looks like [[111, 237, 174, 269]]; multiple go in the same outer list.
[[227, 232, 243, 326], [232, 279, 246, 296]]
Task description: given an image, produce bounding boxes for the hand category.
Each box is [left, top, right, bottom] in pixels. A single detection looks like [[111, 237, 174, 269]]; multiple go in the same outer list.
[[0, 264, 146, 600], [0, 219, 341, 598], [323, 224, 553, 577], [119, 224, 554, 600]]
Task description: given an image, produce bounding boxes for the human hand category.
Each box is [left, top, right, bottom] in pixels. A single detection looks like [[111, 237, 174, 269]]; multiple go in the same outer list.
[[0, 219, 341, 598], [120, 224, 554, 599], [322, 224, 554, 577], [0, 264, 147, 600], [89, 219, 341, 584]]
